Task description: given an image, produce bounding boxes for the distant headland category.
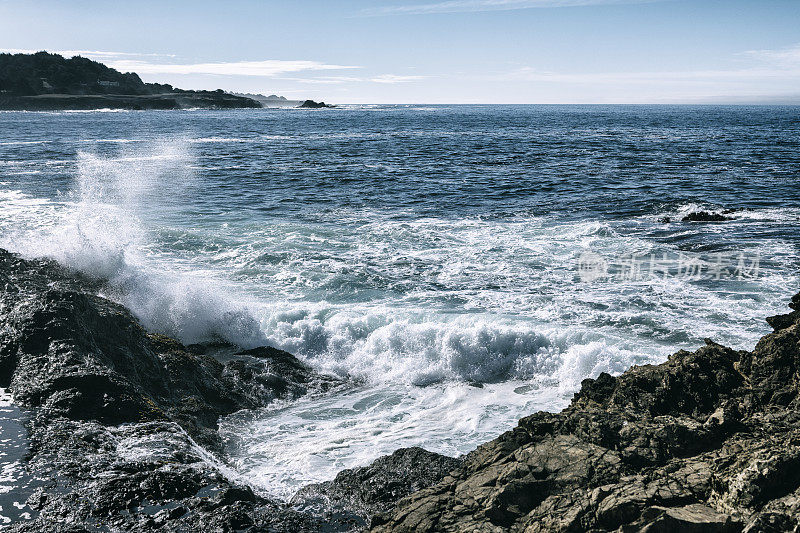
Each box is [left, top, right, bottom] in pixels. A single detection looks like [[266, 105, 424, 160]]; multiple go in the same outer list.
[[0, 52, 331, 110], [232, 92, 302, 108]]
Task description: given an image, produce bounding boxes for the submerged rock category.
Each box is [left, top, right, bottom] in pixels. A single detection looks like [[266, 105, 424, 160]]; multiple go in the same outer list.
[[682, 211, 734, 222], [372, 292, 800, 532]]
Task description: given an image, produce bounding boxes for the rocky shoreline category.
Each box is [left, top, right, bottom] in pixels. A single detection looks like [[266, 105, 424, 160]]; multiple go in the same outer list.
[[0, 250, 454, 531], [371, 301, 800, 531], [0, 91, 262, 111], [1, 248, 799, 531]]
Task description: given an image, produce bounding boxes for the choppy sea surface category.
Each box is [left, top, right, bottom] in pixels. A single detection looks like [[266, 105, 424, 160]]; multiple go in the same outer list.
[[1, 105, 798, 499]]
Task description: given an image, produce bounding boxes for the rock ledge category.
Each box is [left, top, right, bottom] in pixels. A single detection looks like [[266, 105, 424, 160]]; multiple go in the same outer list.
[[371, 292, 800, 532]]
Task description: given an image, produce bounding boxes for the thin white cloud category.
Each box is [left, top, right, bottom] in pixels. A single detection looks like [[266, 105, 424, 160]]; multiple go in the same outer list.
[[370, 74, 427, 83], [504, 65, 800, 84], [279, 74, 427, 84], [105, 59, 361, 77], [740, 43, 800, 68], [362, 0, 663, 16], [278, 75, 367, 84]]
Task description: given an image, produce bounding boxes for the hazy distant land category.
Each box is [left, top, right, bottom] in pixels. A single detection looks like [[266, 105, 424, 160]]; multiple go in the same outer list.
[[232, 92, 304, 108]]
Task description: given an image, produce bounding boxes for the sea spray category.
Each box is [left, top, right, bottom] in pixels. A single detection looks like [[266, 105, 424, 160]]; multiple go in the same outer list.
[[2, 139, 270, 346]]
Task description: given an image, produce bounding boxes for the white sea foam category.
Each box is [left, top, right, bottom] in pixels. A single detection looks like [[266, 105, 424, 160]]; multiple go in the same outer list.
[[78, 138, 144, 144], [63, 108, 136, 113], [653, 203, 800, 223], [254, 302, 648, 388], [0, 155, 790, 387], [1, 137, 796, 499], [220, 380, 565, 499], [189, 137, 256, 144]]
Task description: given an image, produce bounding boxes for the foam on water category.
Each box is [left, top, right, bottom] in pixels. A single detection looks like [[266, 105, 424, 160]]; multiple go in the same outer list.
[[254, 301, 650, 388], [1, 107, 797, 499], [0, 389, 36, 523], [220, 380, 564, 500]]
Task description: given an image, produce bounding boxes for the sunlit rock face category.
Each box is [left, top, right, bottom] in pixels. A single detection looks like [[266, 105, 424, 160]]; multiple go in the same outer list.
[[372, 293, 800, 532]]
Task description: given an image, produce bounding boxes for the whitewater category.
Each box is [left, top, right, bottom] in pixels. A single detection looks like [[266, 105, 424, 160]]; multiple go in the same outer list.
[[0, 105, 798, 498]]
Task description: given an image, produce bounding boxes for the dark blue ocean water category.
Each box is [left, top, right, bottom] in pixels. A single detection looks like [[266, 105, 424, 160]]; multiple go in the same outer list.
[[1, 104, 799, 496], [4, 105, 800, 217]]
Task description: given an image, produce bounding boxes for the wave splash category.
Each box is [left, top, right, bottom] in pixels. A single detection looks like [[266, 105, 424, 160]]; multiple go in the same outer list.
[[258, 303, 639, 388], [1, 139, 269, 347]]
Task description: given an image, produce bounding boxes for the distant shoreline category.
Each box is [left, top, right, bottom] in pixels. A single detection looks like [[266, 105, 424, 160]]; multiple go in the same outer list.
[[0, 91, 262, 111], [3, 100, 797, 111]]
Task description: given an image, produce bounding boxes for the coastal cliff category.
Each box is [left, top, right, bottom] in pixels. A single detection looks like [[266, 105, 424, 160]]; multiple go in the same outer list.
[[1, 248, 799, 531], [0, 52, 261, 110]]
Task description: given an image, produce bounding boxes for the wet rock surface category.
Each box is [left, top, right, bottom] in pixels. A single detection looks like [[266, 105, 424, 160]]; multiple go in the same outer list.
[[0, 250, 328, 531], [0, 249, 454, 531], [292, 448, 462, 530], [0, 249, 336, 452], [372, 292, 800, 532]]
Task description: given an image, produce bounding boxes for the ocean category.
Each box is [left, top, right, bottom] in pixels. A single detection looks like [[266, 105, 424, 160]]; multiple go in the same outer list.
[[1, 104, 798, 499]]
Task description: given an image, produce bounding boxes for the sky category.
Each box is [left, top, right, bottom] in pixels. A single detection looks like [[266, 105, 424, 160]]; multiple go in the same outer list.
[[1, 0, 799, 104]]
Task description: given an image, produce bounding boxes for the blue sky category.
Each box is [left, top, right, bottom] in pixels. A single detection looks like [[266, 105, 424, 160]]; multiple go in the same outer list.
[[2, 0, 799, 103]]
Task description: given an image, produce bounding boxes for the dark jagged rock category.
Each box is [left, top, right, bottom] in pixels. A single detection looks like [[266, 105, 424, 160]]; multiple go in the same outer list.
[[292, 448, 462, 530], [0, 248, 338, 450], [0, 249, 336, 530], [766, 294, 800, 332], [299, 99, 336, 108], [372, 292, 800, 532], [682, 211, 734, 222], [12, 417, 321, 532]]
